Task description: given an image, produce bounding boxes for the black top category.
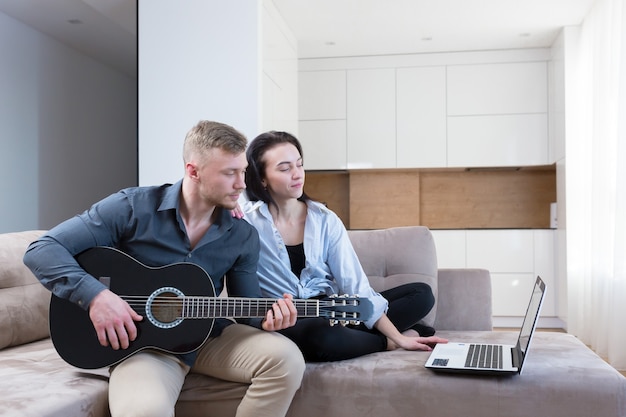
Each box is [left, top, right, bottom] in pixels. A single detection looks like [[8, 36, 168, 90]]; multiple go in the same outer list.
[[286, 243, 306, 277]]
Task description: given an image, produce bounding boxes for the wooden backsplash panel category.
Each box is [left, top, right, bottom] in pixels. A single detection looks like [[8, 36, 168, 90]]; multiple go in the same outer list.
[[349, 171, 421, 229], [420, 168, 556, 229], [304, 171, 350, 225], [304, 166, 556, 230]]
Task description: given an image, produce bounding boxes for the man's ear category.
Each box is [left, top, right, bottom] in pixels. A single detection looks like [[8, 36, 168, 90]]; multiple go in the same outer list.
[[186, 163, 199, 179]]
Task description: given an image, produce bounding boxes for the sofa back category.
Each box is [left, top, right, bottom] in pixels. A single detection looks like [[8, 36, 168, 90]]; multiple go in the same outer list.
[[347, 226, 438, 327], [0, 230, 50, 349]]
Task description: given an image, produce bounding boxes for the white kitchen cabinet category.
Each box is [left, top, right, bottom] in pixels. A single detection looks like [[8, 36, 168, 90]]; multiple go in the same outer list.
[[491, 273, 539, 316], [396, 66, 447, 168], [533, 229, 557, 318], [430, 229, 466, 268], [431, 229, 559, 326], [447, 114, 549, 167], [445, 61, 549, 167], [299, 70, 346, 121], [465, 229, 535, 272], [347, 68, 396, 168], [298, 70, 348, 169], [298, 51, 550, 170], [447, 62, 548, 116], [298, 120, 347, 170]]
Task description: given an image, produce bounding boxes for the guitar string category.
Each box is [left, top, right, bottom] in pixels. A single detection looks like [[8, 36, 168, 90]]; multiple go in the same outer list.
[[116, 296, 361, 320], [119, 296, 358, 307], [119, 298, 345, 310]]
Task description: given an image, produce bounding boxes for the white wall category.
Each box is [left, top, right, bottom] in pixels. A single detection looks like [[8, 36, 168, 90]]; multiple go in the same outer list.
[[0, 11, 38, 232], [0, 11, 137, 233], [139, 0, 261, 186], [261, 0, 298, 134], [138, 0, 298, 186]]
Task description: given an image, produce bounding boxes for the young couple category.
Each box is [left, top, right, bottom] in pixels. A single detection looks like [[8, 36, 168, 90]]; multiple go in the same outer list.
[[24, 120, 446, 417]]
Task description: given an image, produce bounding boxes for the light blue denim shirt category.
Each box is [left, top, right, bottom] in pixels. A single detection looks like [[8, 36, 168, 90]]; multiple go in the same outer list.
[[243, 199, 388, 328]]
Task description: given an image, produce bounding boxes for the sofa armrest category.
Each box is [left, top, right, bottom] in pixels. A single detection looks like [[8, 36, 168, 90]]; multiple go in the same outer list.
[[433, 269, 493, 331]]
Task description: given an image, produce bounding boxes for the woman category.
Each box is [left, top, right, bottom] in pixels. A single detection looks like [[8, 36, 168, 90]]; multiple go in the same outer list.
[[242, 131, 447, 361]]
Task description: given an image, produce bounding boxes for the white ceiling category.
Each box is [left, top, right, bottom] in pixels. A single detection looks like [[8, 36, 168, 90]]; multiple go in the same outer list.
[[0, 0, 596, 78], [274, 0, 596, 58], [0, 0, 136, 76]]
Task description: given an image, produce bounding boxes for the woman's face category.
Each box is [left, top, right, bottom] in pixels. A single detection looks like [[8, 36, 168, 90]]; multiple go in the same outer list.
[[260, 143, 305, 202]]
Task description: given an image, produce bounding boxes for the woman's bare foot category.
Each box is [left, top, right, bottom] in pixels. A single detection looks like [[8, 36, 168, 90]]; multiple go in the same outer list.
[[402, 329, 420, 338]]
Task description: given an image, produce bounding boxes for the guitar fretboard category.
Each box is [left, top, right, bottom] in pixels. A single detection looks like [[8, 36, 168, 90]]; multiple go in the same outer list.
[[181, 297, 324, 319]]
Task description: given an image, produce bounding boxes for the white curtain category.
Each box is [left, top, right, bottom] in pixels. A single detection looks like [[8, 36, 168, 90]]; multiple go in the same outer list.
[[567, 0, 626, 370]]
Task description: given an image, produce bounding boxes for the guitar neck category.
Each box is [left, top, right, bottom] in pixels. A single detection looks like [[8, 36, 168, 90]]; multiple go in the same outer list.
[[181, 297, 321, 319]]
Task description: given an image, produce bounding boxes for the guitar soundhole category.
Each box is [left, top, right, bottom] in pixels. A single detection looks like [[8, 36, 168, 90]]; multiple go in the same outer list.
[[152, 293, 182, 322], [146, 287, 185, 329]]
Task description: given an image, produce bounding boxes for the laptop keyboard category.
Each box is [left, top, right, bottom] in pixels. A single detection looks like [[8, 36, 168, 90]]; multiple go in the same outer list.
[[465, 344, 503, 369]]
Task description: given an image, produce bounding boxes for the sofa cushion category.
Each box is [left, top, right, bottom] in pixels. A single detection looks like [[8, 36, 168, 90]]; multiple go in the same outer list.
[[0, 230, 49, 349], [0, 338, 109, 417], [175, 331, 626, 417], [347, 226, 438, 327], [283, 331, 626, 417]]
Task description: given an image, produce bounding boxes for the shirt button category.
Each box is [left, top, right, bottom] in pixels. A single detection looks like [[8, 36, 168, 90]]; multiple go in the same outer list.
[[187, 253, 192, 258]]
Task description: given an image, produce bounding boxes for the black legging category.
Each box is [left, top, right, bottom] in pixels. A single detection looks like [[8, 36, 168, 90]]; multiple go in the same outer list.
[[278, 282, 435, 362]]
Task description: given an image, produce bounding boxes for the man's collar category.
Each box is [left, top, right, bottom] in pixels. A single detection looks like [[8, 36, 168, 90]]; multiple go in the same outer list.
[[158, 180, 182, 212], [158, 180, 235, 230]]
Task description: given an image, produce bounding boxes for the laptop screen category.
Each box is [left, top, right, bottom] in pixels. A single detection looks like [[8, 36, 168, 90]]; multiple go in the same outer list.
[[515, 276, 546, 370]]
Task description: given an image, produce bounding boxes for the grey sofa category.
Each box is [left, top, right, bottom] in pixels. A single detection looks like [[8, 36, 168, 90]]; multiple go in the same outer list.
[[1, 227, 625, 417]]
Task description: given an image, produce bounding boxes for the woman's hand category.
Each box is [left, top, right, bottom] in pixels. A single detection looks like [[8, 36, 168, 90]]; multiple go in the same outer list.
[[230, 203, 244, 219], [391, 334, 449, 352]]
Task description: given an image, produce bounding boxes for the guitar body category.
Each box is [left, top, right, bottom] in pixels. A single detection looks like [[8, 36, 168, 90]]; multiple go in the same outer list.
[[50, 247, 216, 369]]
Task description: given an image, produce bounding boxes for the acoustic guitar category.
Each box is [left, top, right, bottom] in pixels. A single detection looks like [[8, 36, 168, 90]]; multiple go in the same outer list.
[[49, 246, 373, 369]]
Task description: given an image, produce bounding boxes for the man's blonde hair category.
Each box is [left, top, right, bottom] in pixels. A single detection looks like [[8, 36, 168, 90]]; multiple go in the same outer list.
[[183, 120, 247, 165]]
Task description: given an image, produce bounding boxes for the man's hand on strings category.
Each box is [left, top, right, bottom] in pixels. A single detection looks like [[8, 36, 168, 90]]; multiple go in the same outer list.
[[88, 289, 143, 350]]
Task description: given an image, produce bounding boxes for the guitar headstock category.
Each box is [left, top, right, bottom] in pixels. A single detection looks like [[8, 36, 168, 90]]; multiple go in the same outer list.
[[318, 295, 374, 326]]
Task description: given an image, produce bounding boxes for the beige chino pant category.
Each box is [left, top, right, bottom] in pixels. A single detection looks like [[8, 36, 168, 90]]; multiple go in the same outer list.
[[108, 324, 305, 417]]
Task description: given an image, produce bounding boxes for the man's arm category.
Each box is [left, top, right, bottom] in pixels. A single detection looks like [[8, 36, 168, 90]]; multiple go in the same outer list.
[[23, 217, 110, 308], [225, 224, 297, 331], [23, 192, 143, 349]]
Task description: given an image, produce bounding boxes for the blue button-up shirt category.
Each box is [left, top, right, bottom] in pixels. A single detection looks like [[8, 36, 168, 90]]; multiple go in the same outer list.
[[24, 180, 262, 348], [243, 199, 388, 329]]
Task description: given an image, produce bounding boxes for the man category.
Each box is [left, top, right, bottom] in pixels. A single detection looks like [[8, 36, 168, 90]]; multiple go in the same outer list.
[[23, 120, 305, 417]]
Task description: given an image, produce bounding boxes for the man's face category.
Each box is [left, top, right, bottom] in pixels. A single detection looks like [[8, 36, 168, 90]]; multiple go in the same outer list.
[[194, 147, 247, 210]]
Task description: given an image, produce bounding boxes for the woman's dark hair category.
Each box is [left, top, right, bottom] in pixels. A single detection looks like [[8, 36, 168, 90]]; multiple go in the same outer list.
[[246, 131, 311, 209]]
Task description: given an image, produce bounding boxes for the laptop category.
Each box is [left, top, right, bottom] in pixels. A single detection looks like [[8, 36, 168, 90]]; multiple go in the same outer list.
[[425, 276, 546, 375]]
